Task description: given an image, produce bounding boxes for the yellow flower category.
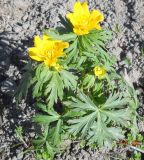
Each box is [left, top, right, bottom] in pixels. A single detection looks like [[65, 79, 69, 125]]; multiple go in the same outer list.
[[28, 35, 69, 69], [66, 1, 104, 35], [93, 66, 106, 79]]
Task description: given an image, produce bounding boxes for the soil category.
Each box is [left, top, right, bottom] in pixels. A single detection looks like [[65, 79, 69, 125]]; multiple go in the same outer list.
[[0, 0, 144, 159]]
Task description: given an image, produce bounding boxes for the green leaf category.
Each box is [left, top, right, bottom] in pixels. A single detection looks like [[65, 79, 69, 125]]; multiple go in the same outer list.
[[36, 103, 48, 113], [79, 36, 96, 53], [44, 29, 77, 41], [33, 114, 59, 124], [63, 110, 85, 118], [33, 81, 42, 98], [33, 138, 46, 146], [65, 39, 77, 53], [102, 93, 128, 109], [89, 30, 112, 42], [65, 39, 78, 64], [60, 70, 78, 90], [44, 70, 78, 107], [33, 64, 78, 107], [101, 109, 130, 126], [67, 92, 97, 111], [65, 91, 131, 146], [89, 118, 114, 146], [107, 127, 124, 140], [45, 72, 64, 107], [35, 63, 44, 79], [40, 67, 53, 83], [45, 142, 55, 159], [83, 74, 95, 89], [52, 119, 62, 145], [88, 119, 124, 147], [68, 112, 97, 137]]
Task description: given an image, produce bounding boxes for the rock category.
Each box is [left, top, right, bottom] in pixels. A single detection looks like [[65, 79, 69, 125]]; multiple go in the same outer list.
[[13, 25, 22, 33], [0, 56, 10, 73], [22, 14, 28, 21], [0, 39, 10, 46], [23, 22, 30, 30], [12, 156, 17, 160], [0, 78, 17, 95]]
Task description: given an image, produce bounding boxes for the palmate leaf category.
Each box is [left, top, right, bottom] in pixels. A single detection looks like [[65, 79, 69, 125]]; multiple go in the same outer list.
[[33, 108, 60, 125], [68, 112, 97, 137], [65, 91, 131, 146], [44, 71, 64, 107], [36, 102, 49, 113], [32, 64, 78, 107], [44, 29, 77, 42], [65, 39, 79, 64], [50, 119, 62, 146], [102, 93, 128, 109], [77, 29, 114, 65], [33, 105, 64, 157], [88, 120, 124, 147], [89, 29, 112, 43], [82, 74, 95, 89], [33, 125, 58, 159], [60, 70, 77, 90]]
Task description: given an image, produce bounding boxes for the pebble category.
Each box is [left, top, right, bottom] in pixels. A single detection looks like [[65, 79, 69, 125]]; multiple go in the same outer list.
[[23, 22, 29, 30], [13, 25, 22, 33], [0, 78, 16, 95], [0, 39, 10, 46], [22, 14, 28, 21]]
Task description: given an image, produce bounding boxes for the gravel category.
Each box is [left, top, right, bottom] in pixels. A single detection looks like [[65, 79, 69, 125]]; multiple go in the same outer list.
[[0, 0, 144, 159]]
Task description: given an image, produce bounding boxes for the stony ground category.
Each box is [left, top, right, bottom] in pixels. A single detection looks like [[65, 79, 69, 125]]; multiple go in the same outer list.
[[0, 0, 144, 159]]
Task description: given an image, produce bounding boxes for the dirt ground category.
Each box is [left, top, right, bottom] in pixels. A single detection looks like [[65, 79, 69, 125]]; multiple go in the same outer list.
[[0, 0, 144, 159]]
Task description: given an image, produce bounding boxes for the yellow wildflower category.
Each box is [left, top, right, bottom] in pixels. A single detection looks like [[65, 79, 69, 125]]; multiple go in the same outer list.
[[28, 35, 69, 69], [93, 66, 106, 79], [66, 1, 104, 35]]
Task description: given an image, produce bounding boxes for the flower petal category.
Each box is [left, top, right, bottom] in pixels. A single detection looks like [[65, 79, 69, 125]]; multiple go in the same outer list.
[[95, 24, 102, 30], [44, 58, 58, 67], [90, 10, 104, 23], [93, 66, 106, 79], [73, 1, 83, 14], [73, 27, 89, 35], [43, 34, 49, 40], [81, 2, 90, 16], [34, 36, 42, 47], [28, 47, 44, 61]]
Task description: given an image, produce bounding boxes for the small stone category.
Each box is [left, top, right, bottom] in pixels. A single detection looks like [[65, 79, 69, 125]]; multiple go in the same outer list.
[[29, 132, 35, 137], [12, 156, 17, 160], [0, 39, 10, 46], [0, 57, 10, 72], [13, 25, 22, 33], [0, 78, 17, 95], [22, 14, 28, 21], [23, 22, 29, 29]]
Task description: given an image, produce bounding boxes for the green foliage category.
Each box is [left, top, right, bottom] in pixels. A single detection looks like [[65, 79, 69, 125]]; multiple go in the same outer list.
[[15, 126, 28, 148], [15, 7, 139, 160], [32, 64, 78, 107], [65, 92, 131, 147], [33, 103, 69, 160], [44, 29, 77, 42], [126, 133, 144, 160]]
